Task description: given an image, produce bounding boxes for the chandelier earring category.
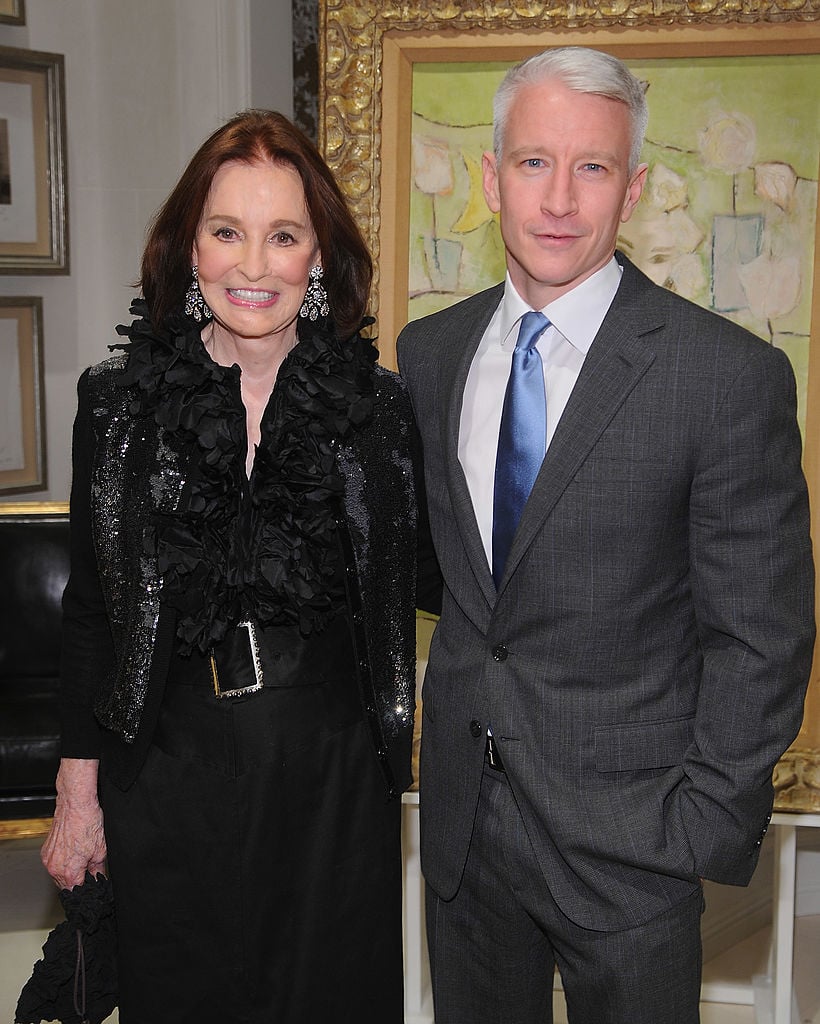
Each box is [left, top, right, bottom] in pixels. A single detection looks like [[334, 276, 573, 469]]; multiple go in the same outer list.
[[299, 265, 330, 321], [184, 265, 212, 322]]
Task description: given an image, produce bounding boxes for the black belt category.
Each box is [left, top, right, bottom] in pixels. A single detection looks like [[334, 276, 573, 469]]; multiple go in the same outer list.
[[485, 733, 505, 772]]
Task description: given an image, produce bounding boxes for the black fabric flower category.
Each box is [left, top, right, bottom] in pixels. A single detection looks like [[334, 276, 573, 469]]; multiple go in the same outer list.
[[112, 301, 377, 653]]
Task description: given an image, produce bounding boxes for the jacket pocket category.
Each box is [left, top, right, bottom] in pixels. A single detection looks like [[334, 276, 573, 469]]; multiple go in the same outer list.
[[595, 716, 695, 772]]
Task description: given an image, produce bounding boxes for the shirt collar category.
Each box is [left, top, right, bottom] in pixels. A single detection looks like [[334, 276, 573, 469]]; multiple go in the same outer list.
[[499, 257, 623, 354]]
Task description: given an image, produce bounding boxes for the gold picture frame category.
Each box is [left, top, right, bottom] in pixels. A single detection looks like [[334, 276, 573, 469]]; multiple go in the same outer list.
[[319, 1, 820, 811], [0, 0, 25, 26], [0, 296, 45, 494], [0, 45, 68, 272]]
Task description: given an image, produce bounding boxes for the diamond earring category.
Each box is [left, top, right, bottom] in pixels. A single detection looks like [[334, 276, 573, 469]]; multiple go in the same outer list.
[[299, 265, 330, 321], [184, 265, 212, 322]]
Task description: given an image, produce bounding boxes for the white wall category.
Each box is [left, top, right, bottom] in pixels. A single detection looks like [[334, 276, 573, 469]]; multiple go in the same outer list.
[[251, 0, 294, 119], [0, 0, 293, 503]]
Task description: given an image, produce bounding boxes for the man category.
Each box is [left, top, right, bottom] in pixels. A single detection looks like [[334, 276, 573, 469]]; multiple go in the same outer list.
[[397, 46, 815, 1024]]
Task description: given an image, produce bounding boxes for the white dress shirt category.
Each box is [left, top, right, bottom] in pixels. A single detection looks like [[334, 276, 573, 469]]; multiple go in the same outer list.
[[458, 257, 624, 569]]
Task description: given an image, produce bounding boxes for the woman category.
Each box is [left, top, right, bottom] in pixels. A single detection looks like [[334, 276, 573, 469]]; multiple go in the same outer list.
[[41, 110, 428, 1023]]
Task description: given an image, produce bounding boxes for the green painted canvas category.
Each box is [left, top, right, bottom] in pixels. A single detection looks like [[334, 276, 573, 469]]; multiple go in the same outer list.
[[409, 55, 819, 432]]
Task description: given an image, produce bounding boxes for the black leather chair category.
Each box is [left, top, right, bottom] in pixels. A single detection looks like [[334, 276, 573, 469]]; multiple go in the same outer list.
[[0, 505, 69, 822]]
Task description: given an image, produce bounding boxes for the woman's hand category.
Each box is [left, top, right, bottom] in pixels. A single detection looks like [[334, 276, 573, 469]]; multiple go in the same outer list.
[[41, 757, 107, 890]]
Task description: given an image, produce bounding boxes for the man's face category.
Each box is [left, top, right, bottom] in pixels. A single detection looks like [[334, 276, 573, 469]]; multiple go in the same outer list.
[[483, 78, 646, 309]]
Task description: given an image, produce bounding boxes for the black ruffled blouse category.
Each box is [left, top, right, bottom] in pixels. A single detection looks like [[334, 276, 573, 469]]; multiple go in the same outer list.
[[113, 301, 378, 655]]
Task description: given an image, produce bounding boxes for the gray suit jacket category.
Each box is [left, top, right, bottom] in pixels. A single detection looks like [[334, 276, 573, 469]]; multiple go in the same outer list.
[[397, 253, 815, 931]]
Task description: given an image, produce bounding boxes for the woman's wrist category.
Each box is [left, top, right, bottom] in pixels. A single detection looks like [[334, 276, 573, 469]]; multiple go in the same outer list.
[[55, 757, 100, 803]]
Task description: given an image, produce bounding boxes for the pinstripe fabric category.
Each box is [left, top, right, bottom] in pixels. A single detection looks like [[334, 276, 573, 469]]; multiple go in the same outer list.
[[426, 765, 703, 1024]]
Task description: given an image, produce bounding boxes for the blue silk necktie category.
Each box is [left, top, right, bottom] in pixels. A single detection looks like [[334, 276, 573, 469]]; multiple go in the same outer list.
[[492, 311, 549, 588]]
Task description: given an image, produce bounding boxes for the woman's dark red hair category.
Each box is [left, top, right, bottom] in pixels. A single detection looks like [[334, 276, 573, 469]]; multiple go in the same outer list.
[[140, 109, 372, 339]]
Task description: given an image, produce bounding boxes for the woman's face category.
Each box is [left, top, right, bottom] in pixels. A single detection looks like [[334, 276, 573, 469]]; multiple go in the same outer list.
[[192, 159, 320, 346]]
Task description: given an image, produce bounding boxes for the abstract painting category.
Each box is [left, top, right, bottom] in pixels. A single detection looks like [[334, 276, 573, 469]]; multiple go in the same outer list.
[[409, 54, 819, 430]]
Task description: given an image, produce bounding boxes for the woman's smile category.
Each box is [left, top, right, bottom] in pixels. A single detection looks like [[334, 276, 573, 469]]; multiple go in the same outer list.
[[226, 287, 278, 306]]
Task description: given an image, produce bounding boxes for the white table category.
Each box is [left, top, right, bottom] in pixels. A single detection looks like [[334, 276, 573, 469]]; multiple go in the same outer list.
[[769, 811, 820, 1024], [402, 792, 433, 1024]]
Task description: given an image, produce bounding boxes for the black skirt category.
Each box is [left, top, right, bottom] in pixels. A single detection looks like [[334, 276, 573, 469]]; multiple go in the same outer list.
[[99, 615, 404, 1024]]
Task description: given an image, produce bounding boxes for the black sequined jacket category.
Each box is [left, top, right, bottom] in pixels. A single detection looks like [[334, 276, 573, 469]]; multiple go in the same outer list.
[[60, 313, 428, 797]]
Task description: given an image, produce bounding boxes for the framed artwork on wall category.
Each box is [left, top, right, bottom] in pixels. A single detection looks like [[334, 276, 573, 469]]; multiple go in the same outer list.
[[0, 1, 25, 27], [0, 45, 67, 272], [0, 295, 45, 494], [318, 0, 820, 811]]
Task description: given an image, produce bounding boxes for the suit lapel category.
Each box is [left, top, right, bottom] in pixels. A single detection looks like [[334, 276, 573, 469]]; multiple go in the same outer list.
[[439, 287, 503, 610], [497, 260, 664, 594]]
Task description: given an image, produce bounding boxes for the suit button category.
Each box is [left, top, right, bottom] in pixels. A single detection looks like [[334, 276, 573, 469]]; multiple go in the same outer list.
[[469, 720, 482, 738], [492, 644, 508, 662]]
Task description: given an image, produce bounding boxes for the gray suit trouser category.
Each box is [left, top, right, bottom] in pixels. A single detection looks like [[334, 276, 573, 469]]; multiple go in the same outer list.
[[426, 763, 704, 1024]]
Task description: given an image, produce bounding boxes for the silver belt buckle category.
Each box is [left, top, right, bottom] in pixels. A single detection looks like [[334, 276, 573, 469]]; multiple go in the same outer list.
[[209, 620, 264, 699]]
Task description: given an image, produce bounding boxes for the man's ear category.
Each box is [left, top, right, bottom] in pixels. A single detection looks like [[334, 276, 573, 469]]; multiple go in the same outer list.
[[621, 163, 648, 224], [482, 151, 501, 215]]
